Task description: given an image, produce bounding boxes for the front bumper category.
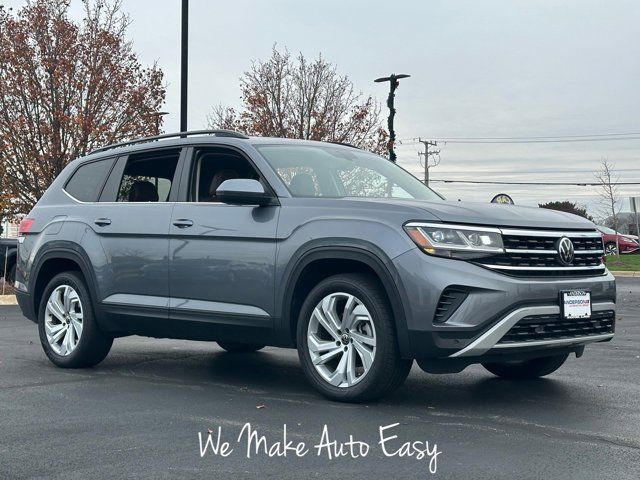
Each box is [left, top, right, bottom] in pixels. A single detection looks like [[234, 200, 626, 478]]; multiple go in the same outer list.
[[448, 302, 614, 358], [392, 248, 616, 360]]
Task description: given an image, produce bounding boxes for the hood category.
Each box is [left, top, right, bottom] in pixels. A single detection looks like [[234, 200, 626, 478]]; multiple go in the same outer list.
[[359, 199, 596, 230]]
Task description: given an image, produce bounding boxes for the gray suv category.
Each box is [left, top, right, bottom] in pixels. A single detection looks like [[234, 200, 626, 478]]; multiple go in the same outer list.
[[15, 130, 616, 402]]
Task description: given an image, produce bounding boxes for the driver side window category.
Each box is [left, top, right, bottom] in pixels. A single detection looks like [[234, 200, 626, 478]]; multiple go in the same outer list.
[[191, 147, 261, 202]]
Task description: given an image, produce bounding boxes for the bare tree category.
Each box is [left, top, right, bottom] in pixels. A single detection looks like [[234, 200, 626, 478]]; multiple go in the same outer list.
[[0, 0, 165, 216], [539, 200, 593, 221], [208, 46, 387, 154], [595, 159, 622, 256]]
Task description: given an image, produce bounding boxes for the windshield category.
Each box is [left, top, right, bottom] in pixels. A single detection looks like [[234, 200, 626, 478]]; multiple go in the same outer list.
[[254, 144, 443, 201]]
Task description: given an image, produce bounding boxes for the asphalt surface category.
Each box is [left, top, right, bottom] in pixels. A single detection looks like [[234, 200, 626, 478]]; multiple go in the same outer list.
[[1, 278, 639, 479]]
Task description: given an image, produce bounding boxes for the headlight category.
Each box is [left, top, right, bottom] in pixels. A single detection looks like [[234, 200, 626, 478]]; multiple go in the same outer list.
[[404, 222, 504, 259]]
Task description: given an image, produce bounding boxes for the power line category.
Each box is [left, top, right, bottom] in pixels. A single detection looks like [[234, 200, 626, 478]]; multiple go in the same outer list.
[[428, 179, 640, 186], [402, 131, 640, 141], [400, 136, 640, 145]]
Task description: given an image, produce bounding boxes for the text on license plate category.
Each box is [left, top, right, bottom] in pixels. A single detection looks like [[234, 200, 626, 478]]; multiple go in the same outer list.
[[562, 290, 591, 319]]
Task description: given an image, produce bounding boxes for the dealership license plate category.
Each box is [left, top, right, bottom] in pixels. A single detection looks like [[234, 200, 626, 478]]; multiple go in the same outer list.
[[561, 290, 591, 319]]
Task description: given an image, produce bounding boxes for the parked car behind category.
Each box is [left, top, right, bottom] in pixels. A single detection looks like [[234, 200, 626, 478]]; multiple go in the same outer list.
[[0, 237, 18, 285], [596, 225, 639, 255]]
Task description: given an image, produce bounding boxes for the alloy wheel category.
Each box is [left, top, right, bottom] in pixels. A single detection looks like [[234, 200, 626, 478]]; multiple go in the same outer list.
[[44, 285, 83, 356], [307, 292, 376, 388], [605, 243, 618, 255]]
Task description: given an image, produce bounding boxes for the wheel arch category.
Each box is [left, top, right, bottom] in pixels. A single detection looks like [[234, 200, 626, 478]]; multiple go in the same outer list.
[[279, 244, 412, 358], [30, 247, 101, 322]]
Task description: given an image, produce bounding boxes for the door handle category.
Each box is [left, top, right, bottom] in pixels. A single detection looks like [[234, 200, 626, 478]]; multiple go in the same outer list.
[[94, 218, 111, 227], [172, 219, 194, 228]]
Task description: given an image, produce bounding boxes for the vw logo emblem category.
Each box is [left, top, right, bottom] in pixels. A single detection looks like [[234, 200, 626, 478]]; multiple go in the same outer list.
[[557, 237, 575, 266]]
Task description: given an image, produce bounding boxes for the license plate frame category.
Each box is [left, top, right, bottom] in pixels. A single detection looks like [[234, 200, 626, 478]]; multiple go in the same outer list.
[[560, 290, 592, 319]]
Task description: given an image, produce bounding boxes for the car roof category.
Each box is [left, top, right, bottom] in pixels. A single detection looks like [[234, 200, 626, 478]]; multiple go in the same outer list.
[[79, 131, 361, 164]]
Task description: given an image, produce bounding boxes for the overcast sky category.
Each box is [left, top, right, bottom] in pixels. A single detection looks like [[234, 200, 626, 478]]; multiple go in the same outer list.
[[4, 0, 639, 216]]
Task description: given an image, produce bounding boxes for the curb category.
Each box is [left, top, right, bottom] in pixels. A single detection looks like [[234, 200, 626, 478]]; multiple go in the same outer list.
[[610, 271, 640, 277], [0, 294, 18, 305]]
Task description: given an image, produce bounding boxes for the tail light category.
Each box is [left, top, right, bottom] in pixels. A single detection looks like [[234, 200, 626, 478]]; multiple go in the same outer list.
[[18, 218, 35, 236]]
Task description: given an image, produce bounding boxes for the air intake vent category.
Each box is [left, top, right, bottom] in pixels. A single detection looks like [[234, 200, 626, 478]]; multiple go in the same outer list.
[[498, 310, 615, 344], [434, 288, 468, 324]]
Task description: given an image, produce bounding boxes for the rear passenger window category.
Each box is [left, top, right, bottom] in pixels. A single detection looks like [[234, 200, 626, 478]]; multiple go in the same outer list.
[[64, 158, 114, 202], [115, 150, 180, 202]]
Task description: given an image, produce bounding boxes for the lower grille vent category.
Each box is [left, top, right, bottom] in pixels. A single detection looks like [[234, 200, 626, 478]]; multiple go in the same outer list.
[[498, 310, 615, 344], [434, 288, 468, 324]]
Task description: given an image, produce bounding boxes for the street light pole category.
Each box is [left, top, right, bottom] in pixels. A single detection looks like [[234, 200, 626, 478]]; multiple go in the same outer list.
[[374, 73, 410, 162], [144, 111, 170, 136], [180, 0, 189, 135]]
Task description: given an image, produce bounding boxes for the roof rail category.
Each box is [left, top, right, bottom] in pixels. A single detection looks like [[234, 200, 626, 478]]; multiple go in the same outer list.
[[328, 141, 361, 149], [89, 129, 250, 155]]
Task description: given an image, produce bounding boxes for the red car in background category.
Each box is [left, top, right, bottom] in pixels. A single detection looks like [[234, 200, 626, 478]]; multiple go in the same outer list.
[[596, 225, 640, 255]]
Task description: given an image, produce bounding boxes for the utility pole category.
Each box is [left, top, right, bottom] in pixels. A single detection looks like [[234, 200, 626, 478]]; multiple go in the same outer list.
[[417, 138, 440, 186], [374, 73, 410, 162], [180, 0, 189, 135]]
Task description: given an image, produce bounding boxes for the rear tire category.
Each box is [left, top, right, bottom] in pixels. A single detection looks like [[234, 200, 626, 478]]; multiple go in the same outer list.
[[482, 353, 569, 379], [297, 273, 412, 403], [217, 342, 265, 353], [38, 271, 112, 368]]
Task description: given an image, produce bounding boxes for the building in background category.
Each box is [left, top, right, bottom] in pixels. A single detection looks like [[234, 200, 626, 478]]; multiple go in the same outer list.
[[1, 219, 19, 238]]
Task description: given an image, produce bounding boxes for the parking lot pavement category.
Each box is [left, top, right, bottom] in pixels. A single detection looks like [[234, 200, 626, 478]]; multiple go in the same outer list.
[[0, 278, 638, 480]]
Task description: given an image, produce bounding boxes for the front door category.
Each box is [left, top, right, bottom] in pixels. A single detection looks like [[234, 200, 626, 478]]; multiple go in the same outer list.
[[168, 146, 279, 340]]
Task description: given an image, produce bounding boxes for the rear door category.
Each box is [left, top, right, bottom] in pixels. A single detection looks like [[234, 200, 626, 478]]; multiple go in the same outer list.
[[168, 145, 279, 341], [94, 147, 185, 330]]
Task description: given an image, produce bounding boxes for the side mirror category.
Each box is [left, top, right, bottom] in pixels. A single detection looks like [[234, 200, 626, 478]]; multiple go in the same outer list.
[[216, 179, 274, 206]]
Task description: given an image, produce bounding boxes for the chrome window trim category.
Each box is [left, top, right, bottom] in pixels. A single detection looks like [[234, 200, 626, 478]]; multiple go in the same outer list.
[[63, 189, 238, 207], [63, 189, 177, 205]]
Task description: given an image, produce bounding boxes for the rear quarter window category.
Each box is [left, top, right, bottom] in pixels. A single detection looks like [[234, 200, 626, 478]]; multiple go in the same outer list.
[[64, 158, 114, 202]]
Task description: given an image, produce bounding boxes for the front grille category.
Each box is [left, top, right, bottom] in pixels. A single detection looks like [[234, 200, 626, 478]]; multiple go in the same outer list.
[[497, 310, 615, 344], [478, 229, 606, 277]]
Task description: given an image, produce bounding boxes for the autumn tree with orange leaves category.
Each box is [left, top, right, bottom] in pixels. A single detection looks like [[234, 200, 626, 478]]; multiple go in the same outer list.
[[208, 47, 387, 154], [0, 0, 165, 216]]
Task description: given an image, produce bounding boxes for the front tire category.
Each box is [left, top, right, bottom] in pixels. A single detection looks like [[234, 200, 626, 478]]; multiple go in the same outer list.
[[38, 271, 112, 368], [482, 353, 569, 379], [297, 273, 412, 403]]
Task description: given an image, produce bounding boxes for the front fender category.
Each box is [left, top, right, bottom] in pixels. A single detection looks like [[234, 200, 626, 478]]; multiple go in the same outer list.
[[275, 240, 414, 358]]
